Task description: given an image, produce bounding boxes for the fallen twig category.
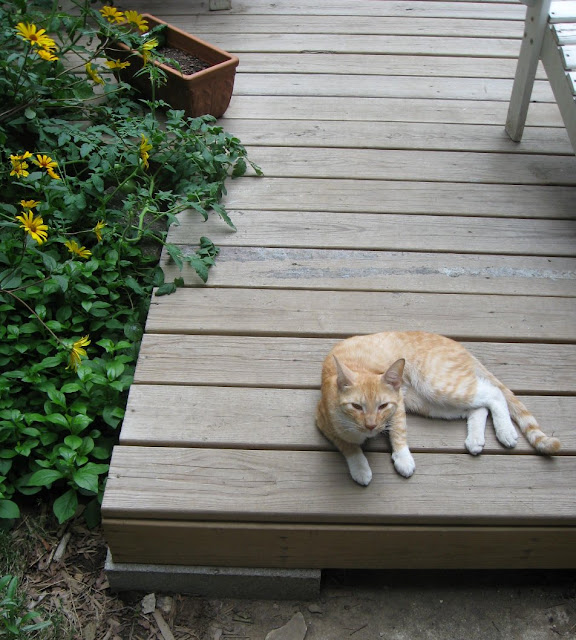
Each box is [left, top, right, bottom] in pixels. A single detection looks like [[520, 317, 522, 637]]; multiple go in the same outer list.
[[153, 609, 176, 640]]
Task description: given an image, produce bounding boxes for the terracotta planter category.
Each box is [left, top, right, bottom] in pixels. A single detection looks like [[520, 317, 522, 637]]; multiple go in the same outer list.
[[106, 14, 239, 118]]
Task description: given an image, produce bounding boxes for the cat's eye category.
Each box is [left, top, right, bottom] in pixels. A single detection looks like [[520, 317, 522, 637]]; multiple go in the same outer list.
[[350, 403, 363, 411], [378, 403, 391, 411]]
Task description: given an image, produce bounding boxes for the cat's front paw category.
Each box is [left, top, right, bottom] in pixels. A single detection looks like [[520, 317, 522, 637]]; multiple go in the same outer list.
[[392, 446, 415, 478], [346, 452, 373, 486], [465, 435, 485, 456]]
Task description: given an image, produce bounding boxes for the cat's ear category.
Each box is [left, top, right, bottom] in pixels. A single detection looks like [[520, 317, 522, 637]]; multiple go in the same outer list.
[[383, 358, 405, 390], [333, 356, 357, 390]]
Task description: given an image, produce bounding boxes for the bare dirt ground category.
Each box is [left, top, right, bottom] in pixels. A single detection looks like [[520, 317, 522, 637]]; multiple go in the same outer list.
[[6, 508, 576, 640]]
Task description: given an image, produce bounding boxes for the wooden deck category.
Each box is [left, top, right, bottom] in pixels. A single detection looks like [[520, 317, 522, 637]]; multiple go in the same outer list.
[[102, 0, 576, 570]]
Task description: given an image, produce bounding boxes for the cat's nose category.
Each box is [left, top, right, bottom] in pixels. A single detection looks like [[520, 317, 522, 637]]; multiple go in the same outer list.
[[365, 424, 377, 431]]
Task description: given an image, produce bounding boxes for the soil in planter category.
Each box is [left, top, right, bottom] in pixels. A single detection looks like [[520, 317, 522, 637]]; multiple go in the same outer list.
[[157, 46, 212, 75]]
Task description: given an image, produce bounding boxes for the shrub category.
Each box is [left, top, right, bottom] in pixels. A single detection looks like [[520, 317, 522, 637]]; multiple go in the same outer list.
[[0, 0, 260, 526]]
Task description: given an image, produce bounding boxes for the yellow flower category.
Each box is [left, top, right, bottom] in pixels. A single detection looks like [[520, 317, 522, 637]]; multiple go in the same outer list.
[[37, 48, 59, 62], [141, 38, 158, 64], [15, 210, 48, 244], [9, 152, 32, 179], [20, 199, 40, 210], [93, 220, 105, 243], [15, 22, 56, 49], [67, 335, 90, 371], [124, 10, 148, 32], [99, 6, 124, 23], [139, 134, 152, 169], [105, 59, 131, 70], [85, 63, 104, 85], [65, 239, 92, 259], [10, 160, 29, 179], [33, 154, 61, 179], [33, 154, 57, 171]]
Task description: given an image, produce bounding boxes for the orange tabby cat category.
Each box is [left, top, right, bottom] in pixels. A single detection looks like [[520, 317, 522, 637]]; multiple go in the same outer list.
[[316, 331, 561, 485]]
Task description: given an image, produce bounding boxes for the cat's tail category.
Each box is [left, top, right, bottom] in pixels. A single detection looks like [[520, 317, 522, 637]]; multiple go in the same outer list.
[[496, 380, 561, 454]]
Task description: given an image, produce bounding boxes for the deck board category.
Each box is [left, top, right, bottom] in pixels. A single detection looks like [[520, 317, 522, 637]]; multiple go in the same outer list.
[[224, 96, 566, 124], [211, 120, 574, 154], [103, 447, 576, 525], [102, 0, 576, 571], [143, 288, 576, 341], [169, 211, 576, 256], [230, 53, 547, 78], [120, 385, 576, 454], [133, 335, 576, 393], [161, 247, 576, 296], [221, 178, 576, 217]]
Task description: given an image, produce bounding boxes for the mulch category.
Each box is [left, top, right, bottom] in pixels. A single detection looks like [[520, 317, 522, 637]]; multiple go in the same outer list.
[[11, 508, 197, 640]]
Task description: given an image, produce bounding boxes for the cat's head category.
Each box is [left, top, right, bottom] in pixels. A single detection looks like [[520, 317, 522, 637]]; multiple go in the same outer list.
[[332, 356, 404, 438]]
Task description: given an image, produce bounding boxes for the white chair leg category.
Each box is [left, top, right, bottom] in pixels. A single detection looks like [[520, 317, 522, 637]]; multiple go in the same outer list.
[[506, 0, 552, 141]]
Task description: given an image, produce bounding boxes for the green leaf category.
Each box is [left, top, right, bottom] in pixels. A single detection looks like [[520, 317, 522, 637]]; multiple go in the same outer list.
[[0, 269, 22, 289], [0, 499, 20, 519], [155, 283, 176, 296], [47, 388, 66, 408], [75, 283, 95, 295], [26, 469, 65, 487], [53, 275, 69, 292], [53, 489, 78, 524], [64, 435, 83, 450], [166, 243, 183, 270], [123, 322, 142, 340], [106, 360, 125, 381], [72, 468, 99, 493], [212, 203, 236, 230], [45, 413, 69, 428], [61, 382, 81, 393], [69, 414, 92, 434], [80, 142, 95, 157]]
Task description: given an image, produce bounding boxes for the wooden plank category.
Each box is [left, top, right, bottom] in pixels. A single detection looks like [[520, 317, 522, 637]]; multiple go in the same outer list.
[[133, 335, 576, 394], [169, 211, 576, 257], [223, 95, 565, 126], [121, 385, 576, 455], [221, 178, 576, 218], [555, 25, 576, 45], [132, 1, 526, 20], [561, 44, 576, 69], [221, 120, 573, 155], [233, 74, 554, 103], [102, 447, 576, 525], [242, 147, 576, 186], [232, 53, 544, 79], [162, 247, 576, 297], [103, 519, 576, 569], [144, 289, 576, 341], [182, 15, 525, 38], [199, 33, 521, 57], [550, 1, 576, 23]]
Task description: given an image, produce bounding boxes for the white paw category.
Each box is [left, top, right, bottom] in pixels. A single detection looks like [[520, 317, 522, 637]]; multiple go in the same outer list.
[[347, 453, 372, 486], [465, 435, 485, 456], [496, 425, 518, 449], [392, 447, 415, 478]]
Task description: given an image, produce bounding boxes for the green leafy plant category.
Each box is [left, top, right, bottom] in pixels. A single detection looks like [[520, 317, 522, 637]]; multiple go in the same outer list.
[[0, 575, 52, 637], [0, 0, 260, 525]]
